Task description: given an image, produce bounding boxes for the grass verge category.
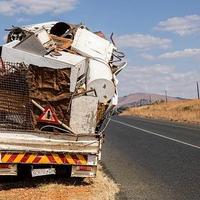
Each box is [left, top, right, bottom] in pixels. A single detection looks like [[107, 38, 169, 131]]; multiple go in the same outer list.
[[0, 165, 119, 200], [121, 100, 200, 125]]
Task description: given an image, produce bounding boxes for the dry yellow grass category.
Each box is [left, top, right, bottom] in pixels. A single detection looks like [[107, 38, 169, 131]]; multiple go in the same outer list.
[[121, 99, 200, 125], [0, 165, 119, 200]]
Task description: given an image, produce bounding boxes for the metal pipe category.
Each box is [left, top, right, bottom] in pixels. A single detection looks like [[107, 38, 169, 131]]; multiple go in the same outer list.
[[31, 100, 76, 135]]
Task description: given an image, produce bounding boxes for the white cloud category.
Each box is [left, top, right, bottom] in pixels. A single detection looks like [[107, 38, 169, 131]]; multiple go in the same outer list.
[[141, 53, 156, 61], [16, 17, 29, 23], [0, 0, 78, 16], [159, 49, 200, 59], [142, 48, 200, 60], [115, 34, 171, 50], [155, 15, 200, 36], [118, 64, 200, 98]]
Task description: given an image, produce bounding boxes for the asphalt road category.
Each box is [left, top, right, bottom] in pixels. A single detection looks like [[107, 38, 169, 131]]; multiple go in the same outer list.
[[102, 116, 200, 200]]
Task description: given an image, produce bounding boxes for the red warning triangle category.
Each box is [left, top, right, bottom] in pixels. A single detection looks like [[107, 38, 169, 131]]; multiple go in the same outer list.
[[37, 105, 59, 125]]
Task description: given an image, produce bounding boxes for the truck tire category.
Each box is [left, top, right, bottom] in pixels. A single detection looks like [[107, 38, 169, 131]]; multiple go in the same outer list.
[[55, 165, 71, 178], [17, 164, 32, 179]]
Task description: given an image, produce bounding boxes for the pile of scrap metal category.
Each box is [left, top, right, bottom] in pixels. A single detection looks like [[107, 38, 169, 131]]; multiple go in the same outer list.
[[0, 21, 126, 134]]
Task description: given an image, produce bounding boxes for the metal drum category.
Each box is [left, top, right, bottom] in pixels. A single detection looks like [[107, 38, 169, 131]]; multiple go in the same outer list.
[[87, 59, 115, 103]]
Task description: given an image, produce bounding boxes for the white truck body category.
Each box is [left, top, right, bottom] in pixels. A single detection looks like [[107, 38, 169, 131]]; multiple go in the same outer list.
[[0, 21, 125, 178]]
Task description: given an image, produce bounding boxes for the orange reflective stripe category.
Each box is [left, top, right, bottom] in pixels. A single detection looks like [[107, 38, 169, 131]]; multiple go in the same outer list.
[[1, 153, 12, 163], [52, 153, 63, 164], [39, 155, 50, 164], [14, 153, 25, 163], [66, 154, 76, 165], [0, 153, 88, 165], [26, 154, 36, 163], [77, 154, 87, 165]]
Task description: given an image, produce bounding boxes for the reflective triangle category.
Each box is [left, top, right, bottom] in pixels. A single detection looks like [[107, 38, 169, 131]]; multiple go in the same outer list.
[[37, 105, 59, 124]]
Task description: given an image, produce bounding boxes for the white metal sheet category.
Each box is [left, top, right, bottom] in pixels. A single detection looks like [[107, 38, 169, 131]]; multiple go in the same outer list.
[[2, 41, 86, 68], [72, 28, 115, 62], [1, 40, 87, 92], [70, 96, 98, 134], [36, 28, 51, 45]]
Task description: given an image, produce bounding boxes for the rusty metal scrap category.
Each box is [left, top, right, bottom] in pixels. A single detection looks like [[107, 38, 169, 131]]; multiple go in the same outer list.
[[27, 65, 72, 127], [50, 34, 72, 51], [0, 21, 126, 134]]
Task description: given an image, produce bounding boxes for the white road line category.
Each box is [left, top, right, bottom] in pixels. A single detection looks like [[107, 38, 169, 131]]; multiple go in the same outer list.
[[124, 116, 200, 131], [112, 119, 200, 150]]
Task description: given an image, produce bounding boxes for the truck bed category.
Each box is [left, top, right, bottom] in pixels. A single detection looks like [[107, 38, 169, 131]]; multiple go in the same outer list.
[[0, 130, 101, 154]]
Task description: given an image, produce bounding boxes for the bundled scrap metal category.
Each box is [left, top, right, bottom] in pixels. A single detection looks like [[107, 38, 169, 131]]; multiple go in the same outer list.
[[0, 21, 126, 134]]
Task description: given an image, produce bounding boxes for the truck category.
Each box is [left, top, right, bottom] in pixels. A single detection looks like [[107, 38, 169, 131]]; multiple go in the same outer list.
[[0, 21, 126, 178]]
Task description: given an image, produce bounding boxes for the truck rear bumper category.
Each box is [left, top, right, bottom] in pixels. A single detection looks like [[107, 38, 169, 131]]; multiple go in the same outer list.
[[0, 152, 98, 177], [0, 130, 101, 177], [0, 152, 97, 177], [0, 152, 97, 166]]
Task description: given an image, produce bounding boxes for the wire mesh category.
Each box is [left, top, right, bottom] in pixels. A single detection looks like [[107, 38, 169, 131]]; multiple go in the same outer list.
[[0, 61, 33, 130]]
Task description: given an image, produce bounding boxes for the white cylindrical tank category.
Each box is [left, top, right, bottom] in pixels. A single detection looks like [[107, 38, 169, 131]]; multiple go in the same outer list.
[[87, 59, 115, 103]]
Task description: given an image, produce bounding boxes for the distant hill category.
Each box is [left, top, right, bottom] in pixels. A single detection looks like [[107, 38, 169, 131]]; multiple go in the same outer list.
[[118, 93, 185, 107]]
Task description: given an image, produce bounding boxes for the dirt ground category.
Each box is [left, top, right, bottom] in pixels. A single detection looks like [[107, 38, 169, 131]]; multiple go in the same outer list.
[[0, 166, 119, 200]]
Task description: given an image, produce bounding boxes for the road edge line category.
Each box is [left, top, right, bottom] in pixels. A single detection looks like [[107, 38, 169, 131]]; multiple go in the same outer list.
[[111, 119, 200, 150]]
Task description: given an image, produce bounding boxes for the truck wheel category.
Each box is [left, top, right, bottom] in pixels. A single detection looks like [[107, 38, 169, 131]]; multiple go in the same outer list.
[[17, 164, 32, 179], [55, 165, 71, 178]]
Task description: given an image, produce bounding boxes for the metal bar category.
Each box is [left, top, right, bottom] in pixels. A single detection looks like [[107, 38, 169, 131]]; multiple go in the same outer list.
[[31, 100, 76, 134]]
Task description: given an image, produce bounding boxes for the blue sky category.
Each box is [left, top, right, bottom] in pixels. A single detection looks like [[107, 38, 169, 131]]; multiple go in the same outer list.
[[0, 0, 200, 98]]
